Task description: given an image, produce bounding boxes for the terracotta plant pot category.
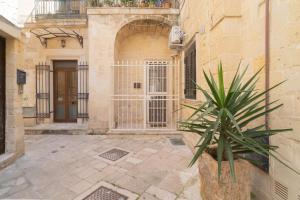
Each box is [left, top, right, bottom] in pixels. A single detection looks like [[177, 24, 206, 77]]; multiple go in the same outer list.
[[149, 3, 155, 8], [163, 2, 171, 8], [198, 152, 251, 200]]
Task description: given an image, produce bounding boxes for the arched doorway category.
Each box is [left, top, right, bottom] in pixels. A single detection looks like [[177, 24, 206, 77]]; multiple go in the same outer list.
[[111, 19, 179, 131]]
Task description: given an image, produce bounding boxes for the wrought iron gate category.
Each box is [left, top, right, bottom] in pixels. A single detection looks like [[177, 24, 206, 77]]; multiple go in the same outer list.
[[36, 61, 89, 122], [0, 37, 5, 154], [111, 60, 179, 131]]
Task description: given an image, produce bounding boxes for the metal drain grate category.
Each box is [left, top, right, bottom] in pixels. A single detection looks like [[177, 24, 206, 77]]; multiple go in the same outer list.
[[170, 138, 185, 146], [83, 186, 128, 200], [99, 148, 129, 161]]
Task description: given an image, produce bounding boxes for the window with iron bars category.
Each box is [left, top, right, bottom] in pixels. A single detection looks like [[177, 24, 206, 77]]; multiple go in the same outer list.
[[184, 42, 196, 100]]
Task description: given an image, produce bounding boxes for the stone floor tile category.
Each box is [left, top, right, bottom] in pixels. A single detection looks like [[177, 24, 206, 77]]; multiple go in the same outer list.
[[68, 180, 92, 194], [156, 172, 185, 195], [0, 135, 197, 200], [146, 185, 177, 200], [76, 167, 99, 179], [84, 171, 106, 184], [115, 174, 150, 195], [139, 192, 160, 200], [126, 157, 143, 165]]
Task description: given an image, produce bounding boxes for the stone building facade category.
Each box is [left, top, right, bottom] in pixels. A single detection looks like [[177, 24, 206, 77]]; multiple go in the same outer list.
[[0, 15, 25, 170], [179, 0, 300, 199], [0, 0, 299, 199]]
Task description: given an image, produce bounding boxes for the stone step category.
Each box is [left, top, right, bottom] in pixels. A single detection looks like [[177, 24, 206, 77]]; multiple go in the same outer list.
[[25, 129, 93, 135], [24, 123, 93, 135]]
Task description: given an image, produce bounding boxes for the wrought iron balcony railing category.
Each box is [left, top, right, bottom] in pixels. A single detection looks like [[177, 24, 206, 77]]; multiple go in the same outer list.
[[32, 0, 87, 21], [88, 0, 179, 9], [27, 0, 179, 22]]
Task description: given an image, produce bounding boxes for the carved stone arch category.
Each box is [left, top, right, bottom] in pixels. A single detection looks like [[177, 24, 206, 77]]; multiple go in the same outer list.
[[117, 15, 175, 31]]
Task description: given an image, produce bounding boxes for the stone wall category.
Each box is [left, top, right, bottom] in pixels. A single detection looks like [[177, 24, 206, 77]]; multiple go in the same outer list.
[[0, 19, 25, 170], [87, 8, 179, 133], [179, 0, 300, 199], [21, 22, 88, 126]]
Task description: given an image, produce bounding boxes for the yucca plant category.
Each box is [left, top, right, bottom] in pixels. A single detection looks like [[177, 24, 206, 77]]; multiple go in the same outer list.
[[180, 62, 299, 180]]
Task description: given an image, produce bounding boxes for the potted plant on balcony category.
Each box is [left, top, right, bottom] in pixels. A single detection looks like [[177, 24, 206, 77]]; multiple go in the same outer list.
[[121, 0, 135, 7], [180, 63, 299, 200], [148, 0, 156, 8], [162, 0, 171, 8], [87, 0, 98, 7], [139, 0, 147, 7], [103, 0, 114, 7]]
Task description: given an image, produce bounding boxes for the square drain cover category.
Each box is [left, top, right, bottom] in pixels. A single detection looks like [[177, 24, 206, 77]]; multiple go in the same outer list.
[[83, 186, 128, 200], [170, 138, 185, 146], [99, 148, 129, 161]]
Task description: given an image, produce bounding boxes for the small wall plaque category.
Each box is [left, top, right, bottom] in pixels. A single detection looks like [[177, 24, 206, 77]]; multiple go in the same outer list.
[[17, 69, 26, 85], [134, 82, 141, 89]]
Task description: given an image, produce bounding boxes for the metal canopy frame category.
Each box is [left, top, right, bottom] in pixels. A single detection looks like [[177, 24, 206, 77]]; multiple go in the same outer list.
[[30, 28, 83, 48]]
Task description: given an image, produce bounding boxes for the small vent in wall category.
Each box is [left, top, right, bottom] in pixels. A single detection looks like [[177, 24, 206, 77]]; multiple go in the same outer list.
[[274, 180, 288, 200]]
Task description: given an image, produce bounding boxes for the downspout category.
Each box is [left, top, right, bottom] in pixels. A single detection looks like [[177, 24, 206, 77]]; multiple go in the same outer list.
[[264, 0, 270, 173], [265, 0, 270, 130]]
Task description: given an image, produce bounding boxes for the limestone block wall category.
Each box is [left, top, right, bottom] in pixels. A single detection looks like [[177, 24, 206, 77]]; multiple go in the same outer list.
[[0, 23, 25, 169], [21, 24, 88, 126], [5, 37, 25, 157], [179, 0, 300, 199], [268, 0, 300, 198], [87, 8, 179, 132]]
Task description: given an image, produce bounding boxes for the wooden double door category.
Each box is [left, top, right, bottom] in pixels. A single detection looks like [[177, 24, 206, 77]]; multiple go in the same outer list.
[[0, 37, 5, 154], [53, 61, 78, 122]]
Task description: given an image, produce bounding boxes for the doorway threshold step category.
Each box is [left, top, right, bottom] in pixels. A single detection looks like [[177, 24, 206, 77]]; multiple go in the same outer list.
[[25, 123, 92, 135]]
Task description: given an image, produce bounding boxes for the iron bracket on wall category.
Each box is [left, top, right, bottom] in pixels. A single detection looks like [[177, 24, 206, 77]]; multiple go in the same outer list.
[[30, 28, 83, 48]]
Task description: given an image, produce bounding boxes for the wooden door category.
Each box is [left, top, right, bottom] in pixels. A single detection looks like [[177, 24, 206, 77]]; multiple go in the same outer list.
[[54, 61, 77, 122], [0, 37, 5, 154]]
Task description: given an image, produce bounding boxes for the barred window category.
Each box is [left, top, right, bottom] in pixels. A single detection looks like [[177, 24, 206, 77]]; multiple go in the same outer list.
[[184, 42, 196, 99]]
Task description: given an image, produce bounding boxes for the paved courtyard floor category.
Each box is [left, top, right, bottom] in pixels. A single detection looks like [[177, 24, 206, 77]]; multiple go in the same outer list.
[[0, 135, 200, 200]]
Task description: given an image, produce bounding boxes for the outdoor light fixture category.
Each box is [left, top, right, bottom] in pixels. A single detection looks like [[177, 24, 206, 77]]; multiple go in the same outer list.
[[61, 39, 66, 48]]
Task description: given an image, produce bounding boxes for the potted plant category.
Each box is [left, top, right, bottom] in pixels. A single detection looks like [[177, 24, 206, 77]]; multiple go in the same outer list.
[[87, 0, 98, 7], [180, 62, 299, 200], [148, 0, 156, 8], [162, 0, 171, 8], [103, 0, 114, 7], [139, 0, 146, 7], [121, 0, 135, 7]]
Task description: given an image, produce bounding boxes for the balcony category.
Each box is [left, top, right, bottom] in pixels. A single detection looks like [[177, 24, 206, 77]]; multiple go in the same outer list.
[[29, 0, 179, 22]]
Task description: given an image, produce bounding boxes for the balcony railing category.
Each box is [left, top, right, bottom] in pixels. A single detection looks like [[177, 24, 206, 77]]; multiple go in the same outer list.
[[88, 0, 179, 9], [28, 0, 179, 22], [33, 0, 87, 20]]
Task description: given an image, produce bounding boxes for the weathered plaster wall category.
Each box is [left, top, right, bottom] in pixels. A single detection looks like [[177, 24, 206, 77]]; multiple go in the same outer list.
[[180, 0, 300, 199]]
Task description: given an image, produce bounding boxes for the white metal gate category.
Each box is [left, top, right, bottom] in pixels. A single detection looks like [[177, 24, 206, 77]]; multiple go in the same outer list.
[[111, 60, 179, 131]]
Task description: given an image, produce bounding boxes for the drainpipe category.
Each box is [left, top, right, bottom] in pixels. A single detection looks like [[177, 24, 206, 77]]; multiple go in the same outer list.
[[265, 0, 270, 130]]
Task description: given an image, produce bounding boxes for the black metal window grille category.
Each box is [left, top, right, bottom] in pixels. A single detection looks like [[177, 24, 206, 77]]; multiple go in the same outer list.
[[36, 63, 51, 120], [77, 62, 89, 119], [184, 42, 196, 99]]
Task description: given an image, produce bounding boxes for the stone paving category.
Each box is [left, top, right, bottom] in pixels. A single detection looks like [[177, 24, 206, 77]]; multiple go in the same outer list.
[[0, 135, 201, 200]]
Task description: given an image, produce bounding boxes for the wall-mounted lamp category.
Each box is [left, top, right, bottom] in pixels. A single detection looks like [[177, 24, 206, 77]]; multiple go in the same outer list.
[[61, 39, 66, 48]]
